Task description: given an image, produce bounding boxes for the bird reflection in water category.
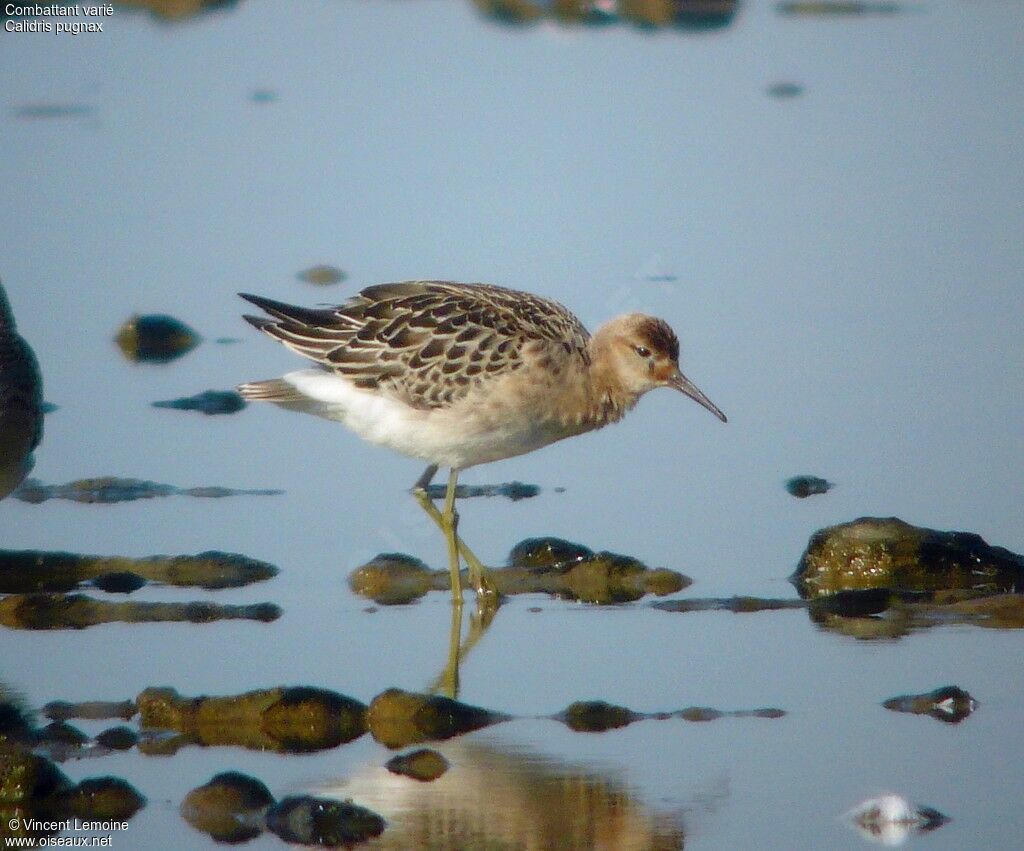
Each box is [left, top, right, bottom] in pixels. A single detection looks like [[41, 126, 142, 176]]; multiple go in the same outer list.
[[0, 281, 44, 500]]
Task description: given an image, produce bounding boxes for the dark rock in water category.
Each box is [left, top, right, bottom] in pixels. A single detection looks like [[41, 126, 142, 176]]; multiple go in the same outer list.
[[348, 553, 439, 605], [181, 771, 274, 843], [13, 476, 281, 504], [152, 389, 246, 415], [767, 81, 805, 98], [677, 707, 725, 722], [0, 281, 44, 501], [91, 571, 146, 593], [507, 537, 594, 569], [558, 701, 639, 732], [0, 748, 71, 804], [266, 795, 385, 846], [652, 596, 806, 614], [808, 588, 892, 618], [38, 721, 89, 746], [114, 313, 200, 363], [843, 794, 949, 845], [56, 777, 146, 821], [424, 479, 540, 501], [785, 475, 832, 498], [43, 700, 136, 722], [95, 726, 139, 750], [385, 748, 450, 782], [137, 686, 366, 752], [882, 686, 977, 724], [297, 265, 347, 285], [791, 517, 1024, 599], [368, 688, 508, 749]]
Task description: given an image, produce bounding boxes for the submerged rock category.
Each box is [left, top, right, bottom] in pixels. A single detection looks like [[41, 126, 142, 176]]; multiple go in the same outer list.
[[475, 0, 738, 28], [152, 389, 246, 415], [367, 688, 508, 749], [38, 722, 88, 747], [181, 771, 274, 843], [297, 265, 347, 285], [423, 480, 540, 501], [114, 313, 200, 363], [95, 726, 139, 750], [785, 475, 832, 498], [791, 517, 1024, 599], [43, 700, 136, 722], [777, 0, 906, 14], [137, 686, 366, 752], [882, 686, 977, 724], [266, 795, 385, 846], [558, 701, 639, 732], [55, 777, 146, 821], [385, 748, 450, 782], [348, 553, 440, 605], [13, 477, 281, 504], [0, 594, 280, 630], [0, 548, 277, 594]]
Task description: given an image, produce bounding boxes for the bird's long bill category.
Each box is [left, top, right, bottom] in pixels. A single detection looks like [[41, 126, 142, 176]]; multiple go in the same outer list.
[[670, 371, 727, 422]]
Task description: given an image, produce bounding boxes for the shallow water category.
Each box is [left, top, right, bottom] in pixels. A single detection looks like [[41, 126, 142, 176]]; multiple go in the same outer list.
[[2, 0, 1023, 848]]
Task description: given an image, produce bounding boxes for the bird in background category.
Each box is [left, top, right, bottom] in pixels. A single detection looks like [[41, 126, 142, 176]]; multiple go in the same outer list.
[[238, 281, 726, 606]]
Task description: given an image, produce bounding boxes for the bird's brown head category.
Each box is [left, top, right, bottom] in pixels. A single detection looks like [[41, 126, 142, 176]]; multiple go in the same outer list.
[[592, 314, 727, 422]]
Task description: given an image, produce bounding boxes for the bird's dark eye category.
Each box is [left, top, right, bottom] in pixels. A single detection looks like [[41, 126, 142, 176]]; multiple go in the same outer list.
[[633, 345, 651, 358]]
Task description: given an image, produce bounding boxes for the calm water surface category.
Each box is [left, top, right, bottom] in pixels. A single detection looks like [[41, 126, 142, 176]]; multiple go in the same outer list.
[[2, 0, 1023, 848]]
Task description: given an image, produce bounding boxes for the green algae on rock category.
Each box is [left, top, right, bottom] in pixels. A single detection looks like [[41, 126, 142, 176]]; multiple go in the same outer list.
[[385, 748, 450, 782], [114, 313, 200, 363], [791, 517, 1024, 599], [137, 686, 366, 752], [367, 688, 508, 749], [181, 771, 274, 843], [0, 549, 278, 594], [0, 594, 280, 630]]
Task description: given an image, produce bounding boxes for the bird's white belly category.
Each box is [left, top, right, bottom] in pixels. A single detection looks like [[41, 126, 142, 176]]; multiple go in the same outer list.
[[281, 369, 565, 469]]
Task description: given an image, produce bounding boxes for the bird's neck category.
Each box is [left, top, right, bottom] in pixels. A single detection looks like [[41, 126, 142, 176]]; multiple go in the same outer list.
[[569, 336, 640, 431]]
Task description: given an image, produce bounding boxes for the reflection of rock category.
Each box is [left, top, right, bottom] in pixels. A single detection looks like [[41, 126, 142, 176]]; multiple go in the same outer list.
[[0, 548, 277, 593], [843, 794, 948, 846], [114, 313, 200, 363], [152, 389, 246, 415], [316, 738, 688, 849], [349, 538, 689, 605], [181, 772, 274, 843], [137, 686, 366, 753], [13, 476, 281, 504], [0, 282, 44, 501], [792, 517, 1024, 599], [0, 594, 280, 630], [385, 749, 450, 782], [882, 686, 977, 724], [267, 795, 386, 846], [367, 689, 508, 749]]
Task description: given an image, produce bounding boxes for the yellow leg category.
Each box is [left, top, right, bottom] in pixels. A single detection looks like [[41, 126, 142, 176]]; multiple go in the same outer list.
[[412, 466, 496, 602]]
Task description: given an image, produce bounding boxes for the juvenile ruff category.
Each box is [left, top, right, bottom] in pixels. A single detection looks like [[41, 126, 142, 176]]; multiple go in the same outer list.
[[238, 281, 726, 604]]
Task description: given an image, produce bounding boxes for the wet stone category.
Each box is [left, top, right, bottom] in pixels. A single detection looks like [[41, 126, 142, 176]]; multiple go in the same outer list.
[[558, 701, 639, 733], [95, 726, 139, 750], [297, 265, 347, 285], [791, 517, 1024, 599], [90, 572, 146, 593], [0, 749, 70, 804], [785, 474, 832, 497], [38, 722, 89, 746], [152, 389, 246, 415], [181, 771, 274, 844], [266, 795, 385, 846], [882, 686, 977, 723], [367, 688, 508, 749], [137, 686, 366, 752], [348, 553, 440, 605], [56, 777, 146, 821], [114, 313, 200, 363], [507, 537, 594, 568], [385, 748, 450, 782]]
